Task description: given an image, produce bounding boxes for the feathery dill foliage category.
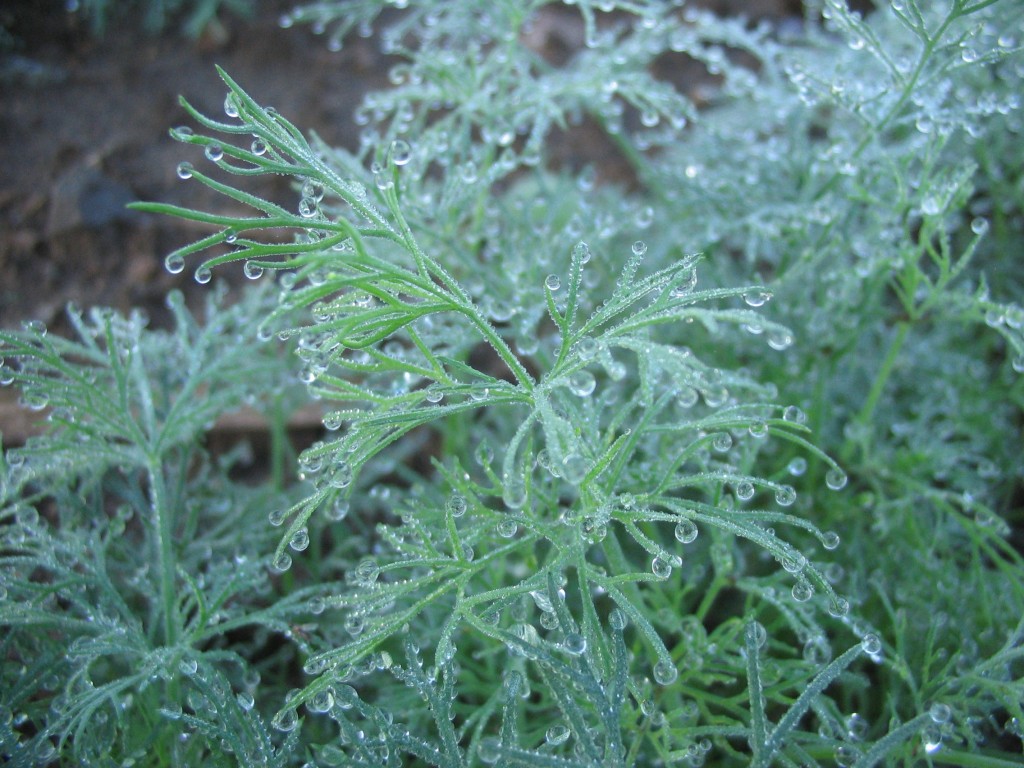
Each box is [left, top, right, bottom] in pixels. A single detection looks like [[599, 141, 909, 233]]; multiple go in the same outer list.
[[2, 0, 1023, 765]]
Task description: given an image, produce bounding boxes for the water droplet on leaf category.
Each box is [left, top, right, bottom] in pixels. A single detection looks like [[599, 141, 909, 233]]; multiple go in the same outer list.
[[272, 708, 298, 732], [568, 370, 596, 397], [545, 724, 570, 745], [653, 659, 678, 685], [289, 528, 310, 552], [791, 581, 813, 602], [825, 469, 848, 490], [674, 519, 698, 544], [390, 139, 412, 166], [860, 634, 882, 655]]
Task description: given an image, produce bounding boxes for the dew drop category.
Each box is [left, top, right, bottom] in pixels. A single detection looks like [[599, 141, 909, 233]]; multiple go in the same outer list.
[[165, 254, 185, 274], [929, 702, 951, 724], [460, 161, 478, 184], [328, 464, 353, 489], [251, 139, 267, 156], [775, 485, 796, 506], [835, 745, 859, 767], [497, 518, 518, 538], [746, 620, 767, 649], [674, 519, 698, 544], [970, 217, 989, 235], [502, 479, 527, 510], [825, 469, 848, 490], [561, 453, 588, 484], [390, 139, 412, 166], [791, 581, 813, 602], [576, 337, 599, 360], [860, 633, 882, 655], [653, 659, 678, 685], [712, 432, 732, 452], [568, 370, 596, 397], [651, 555, 674, 579], [609, 609, 628, 632], [353, 558, 380, 585], [743, 291, 772, 307], [176, 162, 193, 180], [735, 481, 755, 501], [269, 508, 288, 527], [676, 387, 699, 408], [828, 597, 850, 617], [325, 499, 349, 522], [272, 553, 292, 572], [194, 266, 212, 284], [545, 274, 561, 291], [572, 241, 591, 264], [821, 531, 840, 550], [345, 614, 365, 636], [244, 261, 264, 280], [562, 633, 587, 656], [223, 93, 239, 118], [289, 528, 310, 552], [446, 493, 467, 517], [782, 405, 806, 423], [271, 708, 299, 732], [767, 330, 794, 350], [298, 198, 318, 218], [787, 457, 807, 476], [781, 551, 806, 573], [922, 725, 943, 754], [803, 636, 830, 664], [303, 657, 328, 675], [632, 240, 647, 257], [236, 692, 255, 711], [545, 724, 570, 745], [205, 144, 224, 162], [178, 657, 198, 676], [478, 737, 501, 764], [921, 196, 942, 216], [306, 691, 335, 719]]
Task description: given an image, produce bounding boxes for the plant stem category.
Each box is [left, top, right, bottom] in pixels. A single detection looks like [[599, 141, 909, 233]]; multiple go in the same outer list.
[[149, 460, 178, 648], [848, 321, 912, 456]]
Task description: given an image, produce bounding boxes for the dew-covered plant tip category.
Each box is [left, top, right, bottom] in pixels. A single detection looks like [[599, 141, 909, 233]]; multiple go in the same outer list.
[[2, 0, 1024, 765]]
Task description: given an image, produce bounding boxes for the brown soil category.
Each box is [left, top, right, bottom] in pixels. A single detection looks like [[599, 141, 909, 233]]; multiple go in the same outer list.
[[0, 0, 395, 334]]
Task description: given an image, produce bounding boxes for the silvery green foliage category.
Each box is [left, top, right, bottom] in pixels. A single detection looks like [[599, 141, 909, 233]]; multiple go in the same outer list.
[[3, 0, 1023, 765], [0, 288, 326, 766]]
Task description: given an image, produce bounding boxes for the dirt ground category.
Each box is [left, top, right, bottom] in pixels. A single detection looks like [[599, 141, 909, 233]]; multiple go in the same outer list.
[[0, 0, 398, 333]]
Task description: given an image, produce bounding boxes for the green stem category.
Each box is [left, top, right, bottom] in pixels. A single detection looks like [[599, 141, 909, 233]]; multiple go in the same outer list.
[[850, 321, 911, 450], [268, 394, 289, 493], [149, 461, 178, 648]]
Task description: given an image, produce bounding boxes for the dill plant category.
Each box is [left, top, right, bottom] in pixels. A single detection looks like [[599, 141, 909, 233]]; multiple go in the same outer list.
[[2, 0, 1023, 766]]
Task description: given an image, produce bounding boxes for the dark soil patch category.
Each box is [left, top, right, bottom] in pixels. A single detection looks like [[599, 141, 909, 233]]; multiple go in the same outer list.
[[0, 0, 391, 332]]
